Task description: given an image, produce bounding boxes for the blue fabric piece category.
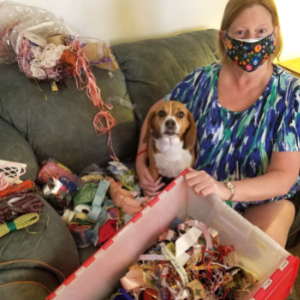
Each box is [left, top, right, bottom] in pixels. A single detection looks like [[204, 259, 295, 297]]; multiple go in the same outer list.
[[93, 180, 110, 207], [88, 180, 110, 222], [120, 288, 134, 300], [88, 205, 102, 222], [58, 175, 78, 196], [105, 199, 114, 207], [169, 217, 184, 231], [89, 198, 115, 246]]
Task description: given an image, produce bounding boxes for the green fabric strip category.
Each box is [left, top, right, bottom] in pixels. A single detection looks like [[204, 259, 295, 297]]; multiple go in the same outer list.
[[7, 221, 17, 232]]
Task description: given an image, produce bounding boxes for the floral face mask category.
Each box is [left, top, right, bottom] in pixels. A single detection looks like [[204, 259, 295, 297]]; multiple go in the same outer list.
[[225, 32, 275, 72]]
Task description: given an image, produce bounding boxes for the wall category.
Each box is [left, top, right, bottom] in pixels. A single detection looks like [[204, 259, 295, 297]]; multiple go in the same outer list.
[[276, 0, 300, 61], [5, 0, 300, 61]]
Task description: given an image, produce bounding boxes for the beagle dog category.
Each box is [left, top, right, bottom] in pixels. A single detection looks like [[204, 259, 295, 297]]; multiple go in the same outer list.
[[143, 101, 197, 181]]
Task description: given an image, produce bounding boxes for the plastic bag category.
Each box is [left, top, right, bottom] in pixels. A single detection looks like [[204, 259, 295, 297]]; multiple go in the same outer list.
[[0, 1, 80, 80], [0, 1, 119, 154], [0, 1, 57, 64], [63, 35, 118, 72], [0, 2, 118, 73], [37, 158, 83, 186], [42, 175, 78, 208], [11, 17, 72, 55]]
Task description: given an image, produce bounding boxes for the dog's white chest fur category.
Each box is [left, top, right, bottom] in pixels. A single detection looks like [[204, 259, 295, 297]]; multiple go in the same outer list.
[[154, 136, 192, 178]]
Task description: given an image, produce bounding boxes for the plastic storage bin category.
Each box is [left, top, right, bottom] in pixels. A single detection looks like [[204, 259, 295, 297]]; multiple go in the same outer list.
[[47, 170, 299, 300]]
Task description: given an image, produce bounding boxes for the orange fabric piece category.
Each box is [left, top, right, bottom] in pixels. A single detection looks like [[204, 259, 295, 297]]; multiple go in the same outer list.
[[106, 176, 150, 215], [0, 180, 34, 197]]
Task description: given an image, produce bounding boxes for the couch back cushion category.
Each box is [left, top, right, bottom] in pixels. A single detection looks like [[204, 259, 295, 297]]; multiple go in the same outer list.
[[0, 65, 137, 173], [112, 29, 219, 119]]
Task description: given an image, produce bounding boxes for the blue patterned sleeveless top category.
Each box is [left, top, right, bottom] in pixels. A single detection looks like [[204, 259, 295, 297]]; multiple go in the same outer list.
[[164, 62, 300, 213]]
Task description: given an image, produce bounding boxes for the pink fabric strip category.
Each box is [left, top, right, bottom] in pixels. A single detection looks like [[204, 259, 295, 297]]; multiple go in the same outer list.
[[71, 38, 118, 161]]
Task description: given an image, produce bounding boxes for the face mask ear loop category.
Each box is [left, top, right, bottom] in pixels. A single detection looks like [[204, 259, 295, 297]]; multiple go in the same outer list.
[[272, 30, 276, 50], [224, 31, 229, 51]]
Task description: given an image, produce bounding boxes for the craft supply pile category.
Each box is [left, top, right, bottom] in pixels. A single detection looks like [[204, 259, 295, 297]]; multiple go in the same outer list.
[[39, 158, 150, 248], [0, 158, 150, 249], [0, 1, 119, 156], [1, 160, 258, 300], [0, 0, 152, 253], [0, 160, 44, 237], [114, 220, 257, 300]]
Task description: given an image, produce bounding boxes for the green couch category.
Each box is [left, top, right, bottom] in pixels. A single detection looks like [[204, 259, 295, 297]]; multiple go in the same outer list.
[[0, 28, 299, 300]]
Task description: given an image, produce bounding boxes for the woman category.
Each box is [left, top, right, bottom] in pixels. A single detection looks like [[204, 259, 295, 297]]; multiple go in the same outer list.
[[136, 0, 300, 248]]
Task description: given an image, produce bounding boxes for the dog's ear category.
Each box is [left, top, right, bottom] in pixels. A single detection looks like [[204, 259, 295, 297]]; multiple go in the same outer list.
[[184, 111, 197, 151], [143, 111, 156, 143]]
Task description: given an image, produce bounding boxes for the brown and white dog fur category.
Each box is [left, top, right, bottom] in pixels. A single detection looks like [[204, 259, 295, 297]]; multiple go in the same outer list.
[[143, 101, 197, 181]]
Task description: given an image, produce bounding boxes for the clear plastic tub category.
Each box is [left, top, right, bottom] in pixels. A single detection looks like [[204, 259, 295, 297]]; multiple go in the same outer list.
[[47, 170, 299, 300]]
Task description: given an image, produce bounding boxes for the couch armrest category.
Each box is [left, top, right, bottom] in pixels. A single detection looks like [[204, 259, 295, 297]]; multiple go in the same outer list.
[[0, 195, 80, 300], [0, 117, 39, 181]]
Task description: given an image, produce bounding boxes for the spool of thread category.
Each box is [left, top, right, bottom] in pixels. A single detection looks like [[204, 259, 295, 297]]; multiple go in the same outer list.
[[51, 81, 58, 94], [62, 209, 75, 225], [73, 213, 89, 221], [74, 204, 91, 215], [72, 213, 92, 226]]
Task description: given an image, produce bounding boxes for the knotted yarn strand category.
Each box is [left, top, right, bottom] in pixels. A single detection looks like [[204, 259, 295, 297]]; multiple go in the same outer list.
[[0, 213, 39, 238], [71, 37, 118, 161], [93, 111, 118, 160]]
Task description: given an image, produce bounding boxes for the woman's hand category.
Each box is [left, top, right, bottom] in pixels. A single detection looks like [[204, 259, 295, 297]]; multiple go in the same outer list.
[[185, 167, 230, 200], [136, 161, 165, 197]]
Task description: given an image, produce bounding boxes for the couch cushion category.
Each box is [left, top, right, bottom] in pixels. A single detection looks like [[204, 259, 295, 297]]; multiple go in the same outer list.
[[0, 65, 137, 173], [0, 268, 60, 300], [112, 29, 219, 119], [0, 118, 39, 181], [0, 280, 50, 300]]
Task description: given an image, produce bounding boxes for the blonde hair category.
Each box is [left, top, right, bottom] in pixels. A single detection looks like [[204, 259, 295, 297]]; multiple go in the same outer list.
[[217, 0, 283, 64]]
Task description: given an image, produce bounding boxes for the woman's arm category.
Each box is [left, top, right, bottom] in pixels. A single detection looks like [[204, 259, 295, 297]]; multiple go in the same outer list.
[[233, 151, 300, 201], [136, 99, 165, 196], [186, 151, 300, 201]]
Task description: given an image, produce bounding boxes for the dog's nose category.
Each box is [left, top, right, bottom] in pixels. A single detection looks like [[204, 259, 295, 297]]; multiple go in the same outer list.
[[165, 119, 176, 129]]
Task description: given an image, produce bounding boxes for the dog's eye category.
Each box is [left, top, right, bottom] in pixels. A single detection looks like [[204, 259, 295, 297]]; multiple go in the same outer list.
[[176, 111, 185, 118], [158, 110, 166, 117]]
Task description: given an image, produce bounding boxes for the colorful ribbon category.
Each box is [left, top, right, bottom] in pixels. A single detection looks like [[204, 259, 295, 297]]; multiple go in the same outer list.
[[70, 37, 118, 161]]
